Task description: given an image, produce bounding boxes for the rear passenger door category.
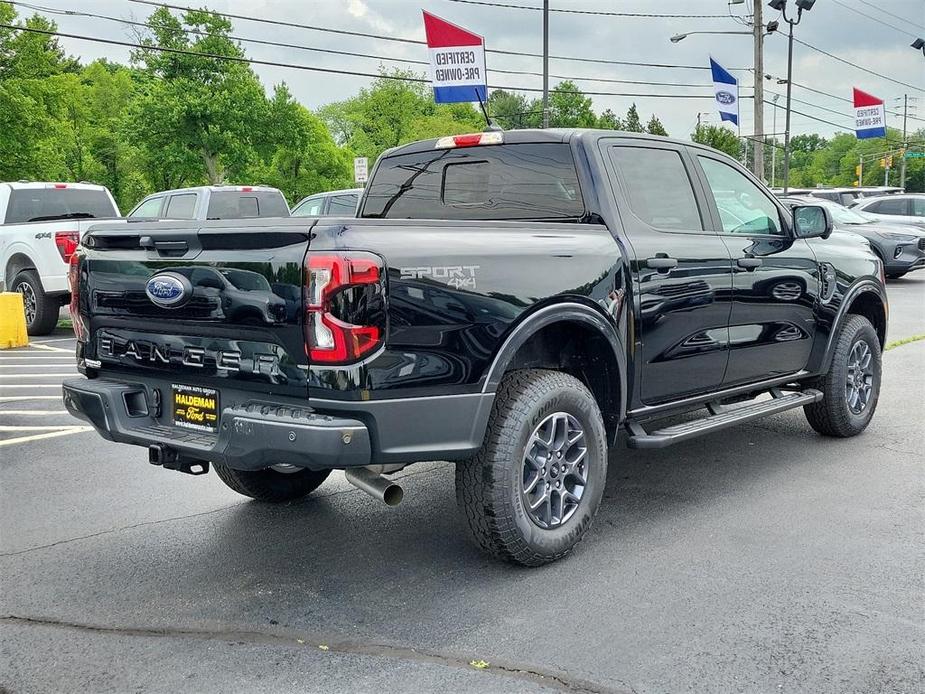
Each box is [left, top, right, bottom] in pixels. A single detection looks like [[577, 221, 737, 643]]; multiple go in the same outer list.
[[163, 193, 198, 220], [606, 140, 734, 405], [694, 152, 820, 386]]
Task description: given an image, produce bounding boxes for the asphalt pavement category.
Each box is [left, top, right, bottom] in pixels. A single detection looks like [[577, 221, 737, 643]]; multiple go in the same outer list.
[[1, 276, 923, 694]]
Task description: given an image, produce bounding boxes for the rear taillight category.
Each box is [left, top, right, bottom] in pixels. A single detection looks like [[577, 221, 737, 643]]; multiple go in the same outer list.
[[54, 231, 79, 263], [68, 252, 86, 341], [435, 131, 504, 149], [304, 253, 385, 364]]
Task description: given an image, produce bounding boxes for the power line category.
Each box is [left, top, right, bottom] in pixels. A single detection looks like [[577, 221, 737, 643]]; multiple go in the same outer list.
[[127, 0, 748, 72], [829, 0, 921, 38], [791, 37, 925, 93], [445, 0, 728, 19], [764, 99, 853, 132], [7, 1, 722, 90], [0, 23, 741, 100], [858, 0, 925, 32]]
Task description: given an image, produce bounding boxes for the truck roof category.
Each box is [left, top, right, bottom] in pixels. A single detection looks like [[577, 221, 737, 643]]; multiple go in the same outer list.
[[1, 181, 110, 191], [380, 128, 715, 158], [145, 185, 283, 196]]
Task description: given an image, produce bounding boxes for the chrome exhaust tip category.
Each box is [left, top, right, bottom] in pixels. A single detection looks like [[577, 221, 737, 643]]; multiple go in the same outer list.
[[344, 467, 404, 506]]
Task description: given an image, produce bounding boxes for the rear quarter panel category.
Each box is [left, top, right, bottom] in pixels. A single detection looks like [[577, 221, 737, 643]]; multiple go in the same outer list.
[[309, 219, 626, 400]]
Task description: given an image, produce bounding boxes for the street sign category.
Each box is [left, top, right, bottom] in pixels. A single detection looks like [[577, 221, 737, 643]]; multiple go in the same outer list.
[[905, 151, 925, 159], [853, 88, 886, 139], [353, 157, 368, 184], [422, 11, 487, 104]]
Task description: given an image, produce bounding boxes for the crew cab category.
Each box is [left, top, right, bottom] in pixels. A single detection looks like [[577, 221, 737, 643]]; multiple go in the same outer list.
[[291, 188, 364, 217], [127, 185, 290, 221], [0, 182, 121, 334], [63, 130, 888, 566]]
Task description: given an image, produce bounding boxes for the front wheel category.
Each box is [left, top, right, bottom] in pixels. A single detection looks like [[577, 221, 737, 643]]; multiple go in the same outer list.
[[213, 463, 330, 502], [804, 315, 882, 437], [455, 369, 608, 567]]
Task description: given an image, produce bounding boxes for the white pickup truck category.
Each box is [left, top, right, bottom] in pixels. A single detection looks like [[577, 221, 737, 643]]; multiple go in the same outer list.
[[0, 182, 121, 334]]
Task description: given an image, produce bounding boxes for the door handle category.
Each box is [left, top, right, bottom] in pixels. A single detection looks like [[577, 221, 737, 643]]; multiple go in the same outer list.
[[737, 257, 763, 270], [646, 257, 679, 271]]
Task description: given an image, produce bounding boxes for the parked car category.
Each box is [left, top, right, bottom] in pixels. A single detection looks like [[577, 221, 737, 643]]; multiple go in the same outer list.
[[805, 187, 866, 206], [0, 181, 121, 334], [65, 129, 886, 566], [850, 194, 925, 227], [290, 188, 363, 217], [782, 196, 925, 279], [856, 186, 904, 197], [127, 185, 290, 220]]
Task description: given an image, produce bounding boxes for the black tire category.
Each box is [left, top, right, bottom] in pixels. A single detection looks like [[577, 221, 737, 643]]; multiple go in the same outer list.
[[213, 463, 330, 503], [886, 272, 907, 280], [12, 269, 58, 335], [455, 369, 608, 567], [804, 315, 881, 438]]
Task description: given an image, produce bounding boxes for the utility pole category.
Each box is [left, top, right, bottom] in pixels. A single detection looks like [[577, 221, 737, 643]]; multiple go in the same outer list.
[[752, 0, 765, 181], [899, 94, 908, 190], [542, 0, 549, 128], [771, 93, 780, 187]]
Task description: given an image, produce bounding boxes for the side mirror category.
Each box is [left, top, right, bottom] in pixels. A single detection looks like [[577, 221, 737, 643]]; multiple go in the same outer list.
[[792, 205, 833, 239]]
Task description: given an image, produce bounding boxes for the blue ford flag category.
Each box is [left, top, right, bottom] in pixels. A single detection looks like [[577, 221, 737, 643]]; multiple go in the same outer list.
[[710, 57, 739, 126]]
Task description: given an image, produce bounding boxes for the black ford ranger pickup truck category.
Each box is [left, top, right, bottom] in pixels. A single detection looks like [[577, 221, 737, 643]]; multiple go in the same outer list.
[[63, 130, 888, 566]]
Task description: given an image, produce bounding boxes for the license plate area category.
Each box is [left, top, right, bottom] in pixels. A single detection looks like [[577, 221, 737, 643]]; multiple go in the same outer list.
[[171, 384, 219, 433]]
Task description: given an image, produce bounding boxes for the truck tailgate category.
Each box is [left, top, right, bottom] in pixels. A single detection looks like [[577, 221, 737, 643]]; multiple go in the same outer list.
[[77, 221, 312, 398]]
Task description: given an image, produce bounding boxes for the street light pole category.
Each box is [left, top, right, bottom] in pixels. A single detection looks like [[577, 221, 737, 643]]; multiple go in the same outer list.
[[771, 93, 780, 186], [772, 0, 815, 194], [753, 0, 765, 181], [542, 0, 549, 128]]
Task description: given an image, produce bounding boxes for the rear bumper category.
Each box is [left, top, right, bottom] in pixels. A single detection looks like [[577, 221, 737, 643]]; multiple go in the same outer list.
[[62, 378, 371, 471], [62, 376, 494, 471]]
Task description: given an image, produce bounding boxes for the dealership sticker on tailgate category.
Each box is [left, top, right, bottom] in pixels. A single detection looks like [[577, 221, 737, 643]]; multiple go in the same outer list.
[[172, 384, 219, 432]]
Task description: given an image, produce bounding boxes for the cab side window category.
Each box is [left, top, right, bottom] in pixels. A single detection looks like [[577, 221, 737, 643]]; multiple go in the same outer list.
[[871, 197, 909, 216], [291, 196, 324, 217], [129, 196, 163, 218], [698, 157, 782, 235], [164, 193, 197, 219]]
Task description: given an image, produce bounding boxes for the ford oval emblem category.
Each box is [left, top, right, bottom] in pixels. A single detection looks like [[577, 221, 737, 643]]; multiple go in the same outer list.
[[145, 272, 191, 308], [716, 91, 736, 106]]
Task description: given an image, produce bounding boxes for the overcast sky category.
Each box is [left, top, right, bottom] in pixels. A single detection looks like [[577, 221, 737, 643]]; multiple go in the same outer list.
[[17, 0, 925, 139]]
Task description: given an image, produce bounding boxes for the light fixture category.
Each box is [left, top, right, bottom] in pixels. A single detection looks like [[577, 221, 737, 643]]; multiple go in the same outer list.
[[768, 0, 786, 11], [913, 38, 925, 50], [795, 0, 816, 10], [766, 20, 780, 33], [670, 33, 686, 43]]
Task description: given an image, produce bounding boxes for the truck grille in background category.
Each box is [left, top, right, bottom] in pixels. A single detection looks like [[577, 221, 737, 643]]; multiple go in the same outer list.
[[918, 238, 925, 252]]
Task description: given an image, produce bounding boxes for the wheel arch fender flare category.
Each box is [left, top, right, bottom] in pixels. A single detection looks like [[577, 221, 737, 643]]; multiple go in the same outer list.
[[3, 248, 41, 292], [822, 279, 887, 370], [481, 301, 628, 419]]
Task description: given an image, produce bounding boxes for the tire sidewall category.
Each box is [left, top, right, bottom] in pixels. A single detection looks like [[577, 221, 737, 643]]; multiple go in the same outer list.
[[831, 320, 882, 431], [504, 381, 607, 559]]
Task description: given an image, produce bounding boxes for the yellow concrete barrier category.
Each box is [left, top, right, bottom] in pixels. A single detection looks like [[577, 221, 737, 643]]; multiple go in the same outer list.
[[0, 292, 29, 349]]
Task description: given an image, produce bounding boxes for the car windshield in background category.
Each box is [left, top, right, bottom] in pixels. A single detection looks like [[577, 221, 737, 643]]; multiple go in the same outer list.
[[206, 191, 289, 219], [5, 188, 117, 223], [219, 269, 272, 292], [361, 143, 584, 221]]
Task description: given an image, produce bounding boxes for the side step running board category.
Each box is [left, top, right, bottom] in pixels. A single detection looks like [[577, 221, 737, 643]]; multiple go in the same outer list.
[[626, 388, 823, 449]]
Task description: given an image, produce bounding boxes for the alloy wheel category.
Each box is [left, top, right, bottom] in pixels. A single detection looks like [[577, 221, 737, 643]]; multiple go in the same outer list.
[[521, 412, 588, 529], [17, 281, 36, 326], [845, 339, 875, 414]]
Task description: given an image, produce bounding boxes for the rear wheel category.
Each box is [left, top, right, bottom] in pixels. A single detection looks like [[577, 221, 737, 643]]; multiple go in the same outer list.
[[455, 369, 607, 566], [213, 463, 330, 502], [804, 315, 881, 437], [12, 269, 58, 335]]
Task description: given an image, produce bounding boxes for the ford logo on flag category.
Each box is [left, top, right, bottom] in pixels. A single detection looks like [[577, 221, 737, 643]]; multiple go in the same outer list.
[[716, 91, 736, 105], [145, 273, 191, 308]]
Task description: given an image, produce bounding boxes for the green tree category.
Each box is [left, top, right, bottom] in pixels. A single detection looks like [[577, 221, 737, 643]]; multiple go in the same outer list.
[[129, 7, 269, 185], [691, 123, 740, 158], [486, 89, 532, 129], [547, 81, 597, 127], [319, 70, 482, 162], [646, 115, 668, 136], [597, 108, 623, 130], [623, 104, 644, 132]]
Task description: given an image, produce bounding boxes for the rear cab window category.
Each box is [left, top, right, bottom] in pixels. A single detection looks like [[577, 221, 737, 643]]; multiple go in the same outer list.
[[361, 142, 584, 221], [5, 187, 117, 224], [206, 191, 289, 219]]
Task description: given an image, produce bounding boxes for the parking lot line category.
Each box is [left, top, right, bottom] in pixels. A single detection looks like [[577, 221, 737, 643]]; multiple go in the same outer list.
[[0, 385, 63, 389], [0, 410, 69, 415], [28, 338, 77, 344], [0, 396, 62, 401], [0, 427, 92, 447], [0, 374, 75, 378], [28, 344, 71, 353]]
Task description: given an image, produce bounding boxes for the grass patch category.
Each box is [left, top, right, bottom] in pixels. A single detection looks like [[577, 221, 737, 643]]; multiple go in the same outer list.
[[56, 318, 72, 328], [885, 334, 925, 351]]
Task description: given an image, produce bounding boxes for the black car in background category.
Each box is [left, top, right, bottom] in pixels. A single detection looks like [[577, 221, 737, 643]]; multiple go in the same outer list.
[[782, 196, 925, 279]]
